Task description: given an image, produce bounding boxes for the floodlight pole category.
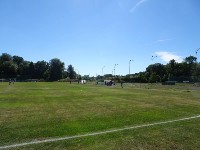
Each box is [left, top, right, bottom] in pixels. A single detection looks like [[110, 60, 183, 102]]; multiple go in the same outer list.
[[114, 64, 118, 76], [151, 55, 157, 61], [195, 48, 200, 61], [129, 60, 134, 75], [195, 48, 200, 79]]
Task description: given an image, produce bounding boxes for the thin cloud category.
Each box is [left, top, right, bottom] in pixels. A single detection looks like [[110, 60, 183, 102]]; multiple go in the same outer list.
[[130, 0, 148, 13], [154, 39, 172, 43], [155, 51, 183, 63]]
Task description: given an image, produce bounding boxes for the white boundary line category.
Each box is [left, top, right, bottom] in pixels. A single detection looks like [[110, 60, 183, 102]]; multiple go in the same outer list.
[[0, 115, 200, 149]]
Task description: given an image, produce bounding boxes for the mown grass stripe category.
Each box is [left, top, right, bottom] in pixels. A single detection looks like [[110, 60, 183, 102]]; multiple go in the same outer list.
[[1, 115, 200, 149]]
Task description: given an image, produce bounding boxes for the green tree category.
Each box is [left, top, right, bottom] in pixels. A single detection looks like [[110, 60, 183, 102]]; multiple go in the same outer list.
[[28, 62, 35, 78], [146, 63, 166, 82], [18, 61, 31, 79], [34, 61, 49, 79], [196, 63, 200, 81], [13, 55, 24, 76], [67, 64, 76, 79], [0, 53, 17, 78], [0, 53, 12, 63], [49, 58, 64, 81], [184, 56, 197, 64], [184, 56, 197, 77], [13, 55, 24, 65], [149, 72, 160, 83], [165, 59, 178, 80], [1, 61, 17, 78]]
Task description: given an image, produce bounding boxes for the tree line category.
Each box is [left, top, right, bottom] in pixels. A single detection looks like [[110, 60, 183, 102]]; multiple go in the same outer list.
[[123, 55, 200, 83], [0, 53, 77, 81], [96, 55, 200, 83], [1, 53, 200, 82]]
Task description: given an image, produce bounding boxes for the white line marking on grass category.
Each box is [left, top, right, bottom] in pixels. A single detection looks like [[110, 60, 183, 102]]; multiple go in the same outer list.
[[1, 115, 200, 149]]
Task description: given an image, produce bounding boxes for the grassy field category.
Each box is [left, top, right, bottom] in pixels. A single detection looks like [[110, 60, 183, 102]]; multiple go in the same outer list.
[[0, 82, 200, 149]]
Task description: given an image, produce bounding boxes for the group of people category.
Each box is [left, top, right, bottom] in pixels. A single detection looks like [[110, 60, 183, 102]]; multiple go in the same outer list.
[[9, 79, 15, 85], [105, 80, 115, 86], [104, 80, 124, 88]]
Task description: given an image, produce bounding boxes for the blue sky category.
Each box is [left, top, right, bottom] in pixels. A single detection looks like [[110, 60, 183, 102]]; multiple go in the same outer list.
[[0, 0, 200, 76]]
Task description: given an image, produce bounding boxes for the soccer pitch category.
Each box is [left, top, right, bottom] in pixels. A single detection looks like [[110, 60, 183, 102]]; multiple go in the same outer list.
[[0, 82, 200, 149]]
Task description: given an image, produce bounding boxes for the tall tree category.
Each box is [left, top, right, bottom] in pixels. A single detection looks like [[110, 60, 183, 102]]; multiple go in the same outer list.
[[18, 61, 31, 79], [67, 64, 76, 79], [0, 53, 16, 78], [0, 53, 12, 63], [184, 56, 197, 64], [146, 63, 166, 82], [13, 55, 24, 65], [184, 56, 197, 77], [34, 61, 49, 79], [0, 61, 17, 78], [49, 58, 64, 81], [166, 59, 178, 80], [13, 55, 24, 76], [28, 62, 35, 79]]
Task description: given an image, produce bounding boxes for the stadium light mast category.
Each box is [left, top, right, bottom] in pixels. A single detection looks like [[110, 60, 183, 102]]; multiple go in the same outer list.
[[151, 55, 157, 61], [114, 64, 118, 76], [129, 60, 134, 75], [195, 48, 200, 61]]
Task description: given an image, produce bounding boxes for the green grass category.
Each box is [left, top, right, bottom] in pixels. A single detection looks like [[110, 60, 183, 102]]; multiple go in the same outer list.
[[0, 82, 200, 149]]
